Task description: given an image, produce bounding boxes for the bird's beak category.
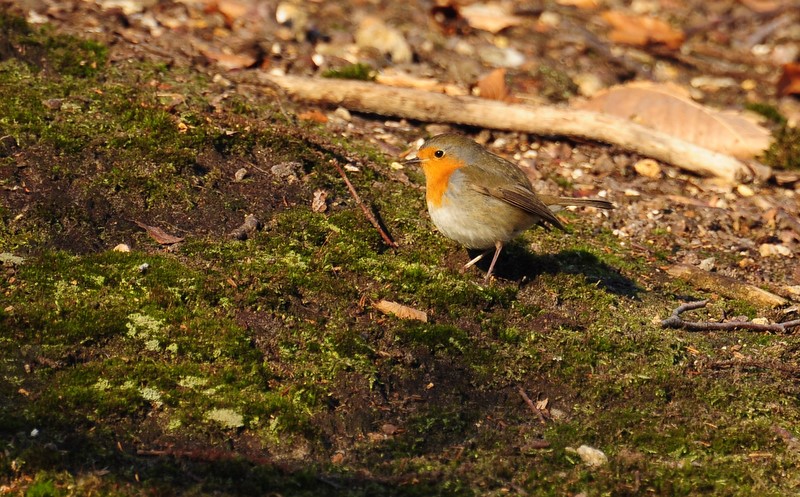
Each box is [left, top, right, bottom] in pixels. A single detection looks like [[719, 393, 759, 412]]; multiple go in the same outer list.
[[403, 155, 421, 166]]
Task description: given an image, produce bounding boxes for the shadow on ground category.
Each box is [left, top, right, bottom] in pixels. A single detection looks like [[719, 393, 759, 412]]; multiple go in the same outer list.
[[469, 245, 642, 298]]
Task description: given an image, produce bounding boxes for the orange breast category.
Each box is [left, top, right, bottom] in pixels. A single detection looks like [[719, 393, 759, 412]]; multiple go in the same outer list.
[[422, 156, 465, 207]]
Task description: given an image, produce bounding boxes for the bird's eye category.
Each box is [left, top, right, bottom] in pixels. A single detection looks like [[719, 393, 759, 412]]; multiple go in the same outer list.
[[434, 149, 445, 158]]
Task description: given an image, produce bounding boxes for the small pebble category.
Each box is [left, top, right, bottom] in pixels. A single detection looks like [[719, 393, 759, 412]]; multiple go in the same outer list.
[[355, 17, 412, 64], [576, 445, 608, 467], [113, 243, 131, 252], [634, 158, 662, 178], [759, 243, 792, 258], [234, 168, 248, 182], [334, 107, 352, 121], [271, 161, 302, 183], [698, 257, 715, 271], [736, 184, 755, 197]]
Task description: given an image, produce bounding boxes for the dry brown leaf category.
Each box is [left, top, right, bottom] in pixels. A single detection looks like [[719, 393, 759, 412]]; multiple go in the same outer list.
[[577, 81, 771, 159], [207, 0, 249, 25], [777, 63, 800, 97], [459, 3, 523, 34], [298, 109, 328, 123], [477, 68, 508, 101], [601, 11, 685, 50], [200, 48, 256, 70], [311, 189, 328, 213], [135, 221, 185, 245], [374, 300, 427, 322]]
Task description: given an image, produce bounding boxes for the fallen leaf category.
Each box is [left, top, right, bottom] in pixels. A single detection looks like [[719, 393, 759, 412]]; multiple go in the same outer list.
[[374, 299, 427, 322], [311, 189, 328, 213], [477, 68, 509, 101], [577, 81, 771, 159], [777, 63, 800, 97], [601, 11, 685, 50], [200, 48, 256, 70], [215, 0, 249, 25], [135, 221, 185, 245], [381, 423, 400, 435], [298, 109, 328, 123], [460, 2, 523, 34]]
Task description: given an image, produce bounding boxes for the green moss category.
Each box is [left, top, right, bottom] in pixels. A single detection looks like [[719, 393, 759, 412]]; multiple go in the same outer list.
[[745, 102, 786, 125], [537, 65, 578, 102], [322, 62, 375, 81], [762, 122, 800, 170], [24, 476, 61, 497]]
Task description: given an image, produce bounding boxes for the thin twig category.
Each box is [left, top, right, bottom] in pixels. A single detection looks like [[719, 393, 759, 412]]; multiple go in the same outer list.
[[661, 300, 800, 333], [517, 386, 548, 424], [329, 159, 398, 248]]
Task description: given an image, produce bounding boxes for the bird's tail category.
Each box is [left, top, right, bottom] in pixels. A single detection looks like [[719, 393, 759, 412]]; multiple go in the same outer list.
[[538, 195, 614, 212]]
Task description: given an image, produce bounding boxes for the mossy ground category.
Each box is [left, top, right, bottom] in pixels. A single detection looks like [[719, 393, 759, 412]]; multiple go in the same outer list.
[[2, 13, 800, 497]]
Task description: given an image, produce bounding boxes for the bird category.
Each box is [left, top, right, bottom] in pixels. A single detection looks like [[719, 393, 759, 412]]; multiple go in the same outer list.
[[404, 133, 613, 281]]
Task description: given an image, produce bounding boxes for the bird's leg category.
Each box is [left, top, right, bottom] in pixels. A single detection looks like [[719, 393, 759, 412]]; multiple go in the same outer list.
[[484, 241, 504, 282], [462, 248, 493, 271]]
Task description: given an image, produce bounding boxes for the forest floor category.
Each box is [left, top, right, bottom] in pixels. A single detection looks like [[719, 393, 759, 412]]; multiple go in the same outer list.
[[1, 0, 800, 495]]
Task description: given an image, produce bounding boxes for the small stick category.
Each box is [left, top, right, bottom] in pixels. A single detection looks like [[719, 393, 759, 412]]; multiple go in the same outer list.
[[329, 159, 398, 248], [666, 264, 787, 308], [517, 386, 548, 424], [661, 300, 800, 333]]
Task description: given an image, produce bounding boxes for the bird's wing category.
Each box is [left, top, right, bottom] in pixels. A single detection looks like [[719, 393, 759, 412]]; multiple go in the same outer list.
[[470, 183, 565, 231], [537, 195, 614, 210]]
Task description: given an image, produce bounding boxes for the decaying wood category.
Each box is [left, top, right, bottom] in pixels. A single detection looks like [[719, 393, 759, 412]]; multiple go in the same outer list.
[[661, 300, 800, 333], [666, 264, 788, 308], [259, 73, 754, 184]]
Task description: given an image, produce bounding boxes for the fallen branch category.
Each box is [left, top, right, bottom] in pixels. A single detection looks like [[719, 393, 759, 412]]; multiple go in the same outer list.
[[329, 159, 398, 248], [666, 264, 788, 308], [661, 300, 800, 332], [259, 73, 754, 184]]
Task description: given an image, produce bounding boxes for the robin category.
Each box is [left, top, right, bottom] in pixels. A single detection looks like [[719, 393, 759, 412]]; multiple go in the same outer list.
[[405, 133, 613, 281]]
